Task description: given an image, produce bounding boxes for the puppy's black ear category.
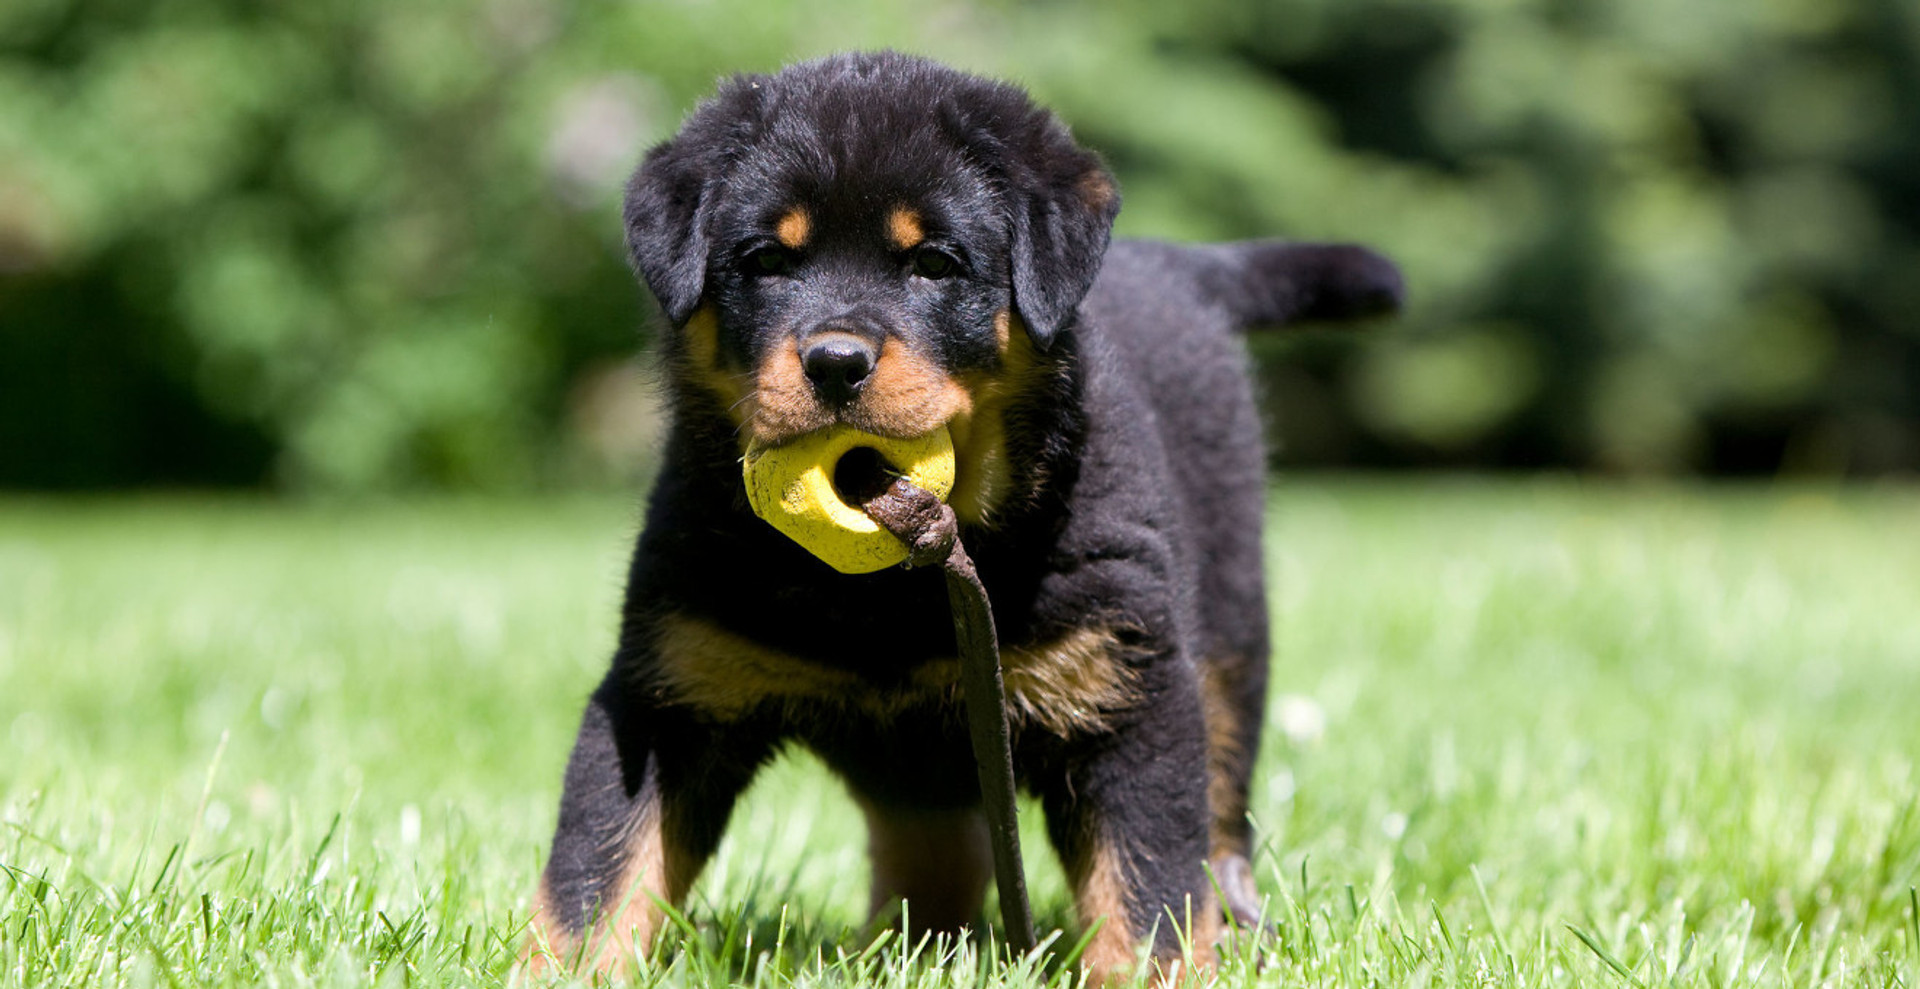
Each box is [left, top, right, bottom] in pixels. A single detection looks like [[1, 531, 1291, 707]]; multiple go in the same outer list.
[[624, 137, 713, 326], [1004, 124, 1121, 350]]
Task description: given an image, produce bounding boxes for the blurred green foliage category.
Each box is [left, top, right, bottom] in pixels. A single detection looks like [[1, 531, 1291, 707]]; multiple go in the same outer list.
[[2, 0, 1916, 489]]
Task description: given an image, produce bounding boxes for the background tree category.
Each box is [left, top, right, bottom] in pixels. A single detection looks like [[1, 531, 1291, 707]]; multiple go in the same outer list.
[[3, 0, 1914, 489]]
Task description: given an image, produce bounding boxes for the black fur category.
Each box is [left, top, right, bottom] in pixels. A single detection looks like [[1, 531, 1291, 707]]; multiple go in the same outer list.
[[535, 51, 1402, 975]]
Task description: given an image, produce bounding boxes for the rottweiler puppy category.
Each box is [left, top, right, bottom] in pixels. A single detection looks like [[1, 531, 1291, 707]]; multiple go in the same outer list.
[[528, 51, 1402, 982]]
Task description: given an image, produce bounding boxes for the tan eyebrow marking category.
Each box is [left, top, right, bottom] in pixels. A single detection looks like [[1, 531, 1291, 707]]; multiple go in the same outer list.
[[887, 207, 924, 250], [776, 208, 811, 249]]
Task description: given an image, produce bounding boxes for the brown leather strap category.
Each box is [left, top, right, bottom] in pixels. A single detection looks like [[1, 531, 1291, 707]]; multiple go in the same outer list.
[[865, 478, 1037, 956]]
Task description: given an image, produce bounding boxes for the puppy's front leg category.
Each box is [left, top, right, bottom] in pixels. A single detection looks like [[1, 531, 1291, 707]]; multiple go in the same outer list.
[[527, 672, 769, 974], [1039, 658, 1219, 985]]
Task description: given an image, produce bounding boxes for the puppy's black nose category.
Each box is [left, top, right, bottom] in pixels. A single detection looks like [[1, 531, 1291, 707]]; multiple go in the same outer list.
[[801, 335, 878, 406]]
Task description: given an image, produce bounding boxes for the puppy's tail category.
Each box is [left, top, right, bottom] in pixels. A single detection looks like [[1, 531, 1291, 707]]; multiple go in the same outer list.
[[1201, 240, 1405, 332]]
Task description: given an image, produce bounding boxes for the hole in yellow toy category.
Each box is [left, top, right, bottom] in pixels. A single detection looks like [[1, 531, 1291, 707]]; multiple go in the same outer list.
[[831, 446, 898, 508]]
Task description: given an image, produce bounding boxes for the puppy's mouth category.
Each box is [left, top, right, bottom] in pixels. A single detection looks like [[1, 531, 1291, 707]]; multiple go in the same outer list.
[[748, 400, 965, 450], [740, 336, 975, 449]]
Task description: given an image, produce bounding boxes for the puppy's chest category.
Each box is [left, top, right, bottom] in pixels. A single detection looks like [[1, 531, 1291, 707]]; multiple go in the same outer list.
[[643, 612, 1141, 737]]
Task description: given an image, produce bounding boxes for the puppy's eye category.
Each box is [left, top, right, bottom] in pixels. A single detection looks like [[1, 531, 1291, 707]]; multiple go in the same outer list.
[[746, 247, 796, 277], [911, 248, 957, 280]]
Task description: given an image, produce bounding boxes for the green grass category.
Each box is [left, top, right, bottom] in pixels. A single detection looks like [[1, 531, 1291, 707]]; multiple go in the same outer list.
[[3, 479, 1919, 987]]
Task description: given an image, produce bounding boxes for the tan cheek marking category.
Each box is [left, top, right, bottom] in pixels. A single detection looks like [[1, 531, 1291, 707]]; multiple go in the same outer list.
[[950, 311, 1042, 526], [682, 307, 719, 367], [860, 340, 973, 438], [887, 207, 924, 250], [679, 307, 751, 424], [776, 208, 810, 249], [748, 340, 828, 447]]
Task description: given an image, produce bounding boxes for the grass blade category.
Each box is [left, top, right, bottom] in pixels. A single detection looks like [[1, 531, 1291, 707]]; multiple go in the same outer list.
[[1569, 924, 1649, 989]]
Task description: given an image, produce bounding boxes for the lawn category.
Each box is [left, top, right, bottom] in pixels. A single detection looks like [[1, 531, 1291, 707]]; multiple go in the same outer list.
[[3, 480, 1918, 987]]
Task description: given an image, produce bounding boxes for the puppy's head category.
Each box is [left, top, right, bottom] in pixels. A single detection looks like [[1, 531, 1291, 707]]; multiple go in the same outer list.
[[624, 52, 1116, 513]]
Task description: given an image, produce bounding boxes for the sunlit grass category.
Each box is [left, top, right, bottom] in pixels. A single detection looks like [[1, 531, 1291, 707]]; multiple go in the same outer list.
[[3, 480, 1918, 986]]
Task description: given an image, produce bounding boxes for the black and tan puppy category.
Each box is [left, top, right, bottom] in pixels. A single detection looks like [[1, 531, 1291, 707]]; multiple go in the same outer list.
[[529, 52, 1401, 981]]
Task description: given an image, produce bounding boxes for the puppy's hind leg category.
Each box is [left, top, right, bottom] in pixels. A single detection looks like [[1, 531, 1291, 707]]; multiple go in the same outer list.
[[1200, 651, 1269, 927]]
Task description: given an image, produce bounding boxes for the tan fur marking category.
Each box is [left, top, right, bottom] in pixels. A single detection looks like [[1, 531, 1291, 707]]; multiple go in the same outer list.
[[679, 306, 750, 421], [522, 792, 694, 976], [1150, 890, 1222, 986], [1080, 879, 1221, 987], [744, 336, 973, 447], [1078, 171, 1117, 212], [521, 877, 564, 973], [586, 800, 669, 973], [1077, 837, 1139, 984], [999, 627, 1140, 736], [743, 340, 816, 444], [948, 311, 1044, 526], [652, 613, 868, 720], [860, 339, 972, 436], [1074, 836, 1222, 986], [1198, 662, 1247, 856], [776, 208, 810, 249], [1184, 898, 1223, 975], [887, 207, 925, 250], [652, 615, 1137, 733]]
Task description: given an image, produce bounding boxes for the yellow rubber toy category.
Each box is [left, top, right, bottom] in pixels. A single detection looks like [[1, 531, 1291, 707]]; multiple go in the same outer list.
[[743, 426, 956, 574]]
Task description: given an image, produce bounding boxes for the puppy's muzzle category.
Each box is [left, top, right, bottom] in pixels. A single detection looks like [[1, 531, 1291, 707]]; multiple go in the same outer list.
[[800, 331, 878, 408]]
